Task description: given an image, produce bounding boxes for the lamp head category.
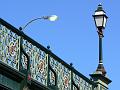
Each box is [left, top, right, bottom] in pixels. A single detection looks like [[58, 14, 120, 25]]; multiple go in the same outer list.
[[48, 15, 58, 21], [93, 4, 108, 30], [43, 15, 58, 21]]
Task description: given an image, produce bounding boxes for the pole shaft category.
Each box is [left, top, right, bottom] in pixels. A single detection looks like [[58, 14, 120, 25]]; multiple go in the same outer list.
[[99, 36, 103, 64]]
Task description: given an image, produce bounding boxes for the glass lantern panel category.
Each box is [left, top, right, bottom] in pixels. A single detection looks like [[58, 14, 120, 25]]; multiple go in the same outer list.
[[95, 16, 103, 27], [103, 16, 107, 28]]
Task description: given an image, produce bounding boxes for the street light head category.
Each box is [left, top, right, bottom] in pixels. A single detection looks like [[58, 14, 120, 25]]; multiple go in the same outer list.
[[47, 15, 58, 21], [93, 4, 108, 30]]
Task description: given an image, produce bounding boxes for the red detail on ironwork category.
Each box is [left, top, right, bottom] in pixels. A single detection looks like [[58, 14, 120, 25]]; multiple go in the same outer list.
[[64, 76, 69, 88], [28, 74, 31, 81], [8, 42, 17, 56], [38, 61, 44, 72]]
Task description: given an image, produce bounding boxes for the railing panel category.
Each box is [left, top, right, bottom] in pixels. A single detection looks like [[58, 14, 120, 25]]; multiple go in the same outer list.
[[0, 24, 20, 70], [21, 38, 48, 86], [49, 56, 71, 90], [49, 56, 94, 90], [73, 73, 92, 90]]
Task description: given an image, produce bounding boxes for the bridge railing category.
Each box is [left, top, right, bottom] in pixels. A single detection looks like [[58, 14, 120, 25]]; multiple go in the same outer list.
[[0, 23, 20, 70], [0, 18, 96, 90]]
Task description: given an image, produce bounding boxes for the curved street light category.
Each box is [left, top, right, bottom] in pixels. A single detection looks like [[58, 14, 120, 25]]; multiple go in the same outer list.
[[19, 15, 58, 31]]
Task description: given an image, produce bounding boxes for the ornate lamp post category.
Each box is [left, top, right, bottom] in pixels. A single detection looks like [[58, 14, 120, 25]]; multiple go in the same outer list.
[[90, 4, 111, 90], [93, 4, 108, 76], [19, 15, 58, 31]]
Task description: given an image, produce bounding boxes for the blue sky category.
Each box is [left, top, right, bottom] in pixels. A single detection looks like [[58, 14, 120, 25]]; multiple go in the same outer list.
[[0, 0, 119, 90]]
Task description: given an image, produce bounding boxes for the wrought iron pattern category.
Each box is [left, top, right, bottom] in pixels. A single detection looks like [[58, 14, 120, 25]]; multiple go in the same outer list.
[[73, 73, 92, 90], [49, 70, 56, 85], [0, 24, 20, 70], [73, 85, 78, 90], [22, 39, 48, 86], [0, 23, 96, 90], [100, 86, 108, 90], [21, 53, 28, 70], [50, 57, 71, 90], [49, 57, 58, 86]]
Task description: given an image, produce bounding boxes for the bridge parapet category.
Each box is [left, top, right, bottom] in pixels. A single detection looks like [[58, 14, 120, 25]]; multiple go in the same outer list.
[[0, 18, 97, 90]]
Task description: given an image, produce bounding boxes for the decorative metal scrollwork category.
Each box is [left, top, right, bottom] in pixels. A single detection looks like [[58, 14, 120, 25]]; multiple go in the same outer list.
[[0, 24, 20, 70]]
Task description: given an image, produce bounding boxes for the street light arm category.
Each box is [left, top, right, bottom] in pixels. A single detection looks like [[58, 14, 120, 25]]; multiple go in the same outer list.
[[19, 15, 58, 31], [19, 17, 44, 31]]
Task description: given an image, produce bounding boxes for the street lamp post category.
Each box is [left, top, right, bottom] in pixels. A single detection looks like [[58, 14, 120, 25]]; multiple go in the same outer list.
[[90, 4, 111, 89], [93, 4, 108, 76], [19, 15, 58, 31]]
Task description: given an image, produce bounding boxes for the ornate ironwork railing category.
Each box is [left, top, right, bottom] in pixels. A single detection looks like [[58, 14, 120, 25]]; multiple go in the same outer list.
[[0, 18, 96, 90], [0, 24, 20, 70]]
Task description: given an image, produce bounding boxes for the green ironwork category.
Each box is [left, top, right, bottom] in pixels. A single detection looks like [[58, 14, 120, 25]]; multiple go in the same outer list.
[[0, 18, 98, 90], [22, 38, 48, 86], [0, 24, 20, 70], [0, 74, 20, 90]]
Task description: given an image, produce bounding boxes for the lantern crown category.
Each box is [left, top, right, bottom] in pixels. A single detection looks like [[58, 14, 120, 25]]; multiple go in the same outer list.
[[96, 4, 104, 12]]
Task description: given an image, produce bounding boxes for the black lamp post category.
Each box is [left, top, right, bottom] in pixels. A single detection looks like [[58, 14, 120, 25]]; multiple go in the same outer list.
[[93, 4, 108, 76]]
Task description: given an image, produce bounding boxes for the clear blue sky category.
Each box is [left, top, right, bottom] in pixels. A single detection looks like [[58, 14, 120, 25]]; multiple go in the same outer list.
[[0, 0, 119, 90]]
